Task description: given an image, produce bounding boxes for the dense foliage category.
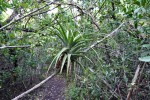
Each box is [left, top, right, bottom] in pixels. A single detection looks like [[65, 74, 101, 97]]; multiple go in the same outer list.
[[0, 0, 150, 99]]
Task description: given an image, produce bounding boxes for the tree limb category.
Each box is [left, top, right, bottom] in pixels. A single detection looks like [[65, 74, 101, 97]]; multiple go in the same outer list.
[[0, 2, 54, 31], [5, 10, 18, 23], [84, 22, 125, 52], [0, 45, 31, 49], [6, 27, 36, 32]]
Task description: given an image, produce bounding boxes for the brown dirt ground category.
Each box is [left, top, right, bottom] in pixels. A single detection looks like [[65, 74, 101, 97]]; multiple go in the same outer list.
[[22, 75, 66, 100]]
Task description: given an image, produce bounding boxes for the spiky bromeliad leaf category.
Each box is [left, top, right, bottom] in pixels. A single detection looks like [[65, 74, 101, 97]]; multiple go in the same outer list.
[[54, 27, 68, 45], [60, 54, 68, 74], [47, 23, 90, 75], [67, 54, 71, 76], [55, 47, 69, 68], [67, 31, 74, 48], [57, 22, 68, 44], [47, 47, 68, 74], [70, 41, 85, 53], [47, 54, 57, 74], [73, 34, 83, 42], [75, 60, 85, 70]]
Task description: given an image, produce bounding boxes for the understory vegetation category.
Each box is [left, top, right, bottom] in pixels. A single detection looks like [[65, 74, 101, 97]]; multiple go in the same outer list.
[[0, 0, 150, 100]]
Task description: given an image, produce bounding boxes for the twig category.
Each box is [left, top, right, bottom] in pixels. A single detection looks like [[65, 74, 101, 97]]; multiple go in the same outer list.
[[31, 5, 60, 16], [12, 72, 56, 100], [97, 75, 119, 98], [108, 81, 122, 100], [84, 22, 125, 52], [137, 63, 146, 84], [95, 0, 106, 17], [102, 79, 119, 98], [126, 65, 141, 100]]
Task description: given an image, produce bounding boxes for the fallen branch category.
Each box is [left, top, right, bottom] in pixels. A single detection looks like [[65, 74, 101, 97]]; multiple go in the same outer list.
[[0, 45, 31, 49], [84, 22, 125, 52], [126, 65, 141, 100], [12, 72, 56, 100]]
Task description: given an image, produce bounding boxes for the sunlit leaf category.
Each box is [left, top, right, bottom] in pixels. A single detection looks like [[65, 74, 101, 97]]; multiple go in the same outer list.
[[139, 56, 150, 62]]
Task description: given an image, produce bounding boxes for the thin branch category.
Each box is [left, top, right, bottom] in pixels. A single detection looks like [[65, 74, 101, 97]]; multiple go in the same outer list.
[[84, 22, 125, 52], [0, 45, 31, 49], [137, 63, 146, 84], [24, 16, 32, 29], [55, 2, 100, 30], [12, 72, 56, 100], [68, 2, 100, 30], [102, 79, 119, 98], [1, 2, 99, 31], [86, 12, 101, 30], [6, 27, 36, 32], [5, 10, 18, 23], [95, 0, 106, 17], [108, 80, 122, 100], [31, 5, 60, 16], [0, 2, 54, 31]]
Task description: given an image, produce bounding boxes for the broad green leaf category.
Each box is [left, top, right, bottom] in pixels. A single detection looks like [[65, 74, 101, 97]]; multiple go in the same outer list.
[[139, 56, 150, 62], [142, 44, 150, 48]]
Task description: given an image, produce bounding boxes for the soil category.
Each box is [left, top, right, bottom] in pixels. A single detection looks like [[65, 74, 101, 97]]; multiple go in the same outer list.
[[22, 75, 66, 100]]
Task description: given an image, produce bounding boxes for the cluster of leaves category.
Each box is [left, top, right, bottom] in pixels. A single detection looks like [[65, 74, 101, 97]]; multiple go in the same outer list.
[[0, 0, 11, 12], [47, 22, 87, 75], [65, 0, 150, 99], [0, 0, 149, 99]]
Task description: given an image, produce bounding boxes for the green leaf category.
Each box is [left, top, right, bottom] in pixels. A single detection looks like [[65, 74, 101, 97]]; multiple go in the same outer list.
[[141, 0, 146, 7], [76, 60, 85, 70], [47, 55, 57, 74], [120, 0, 124, 4], [60, 54, 67, 74], [142, 44, 150, 48], [67, 54, 71, 76], [55, 47, 68, 67], [139, 56, 150, 62], [134, 8, 140, 14], [133, 1, 140, 6], [134, 20, 138, 28]]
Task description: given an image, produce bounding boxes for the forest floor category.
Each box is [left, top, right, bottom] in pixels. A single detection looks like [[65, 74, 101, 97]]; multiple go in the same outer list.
[[22, 75, 67, 100]]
